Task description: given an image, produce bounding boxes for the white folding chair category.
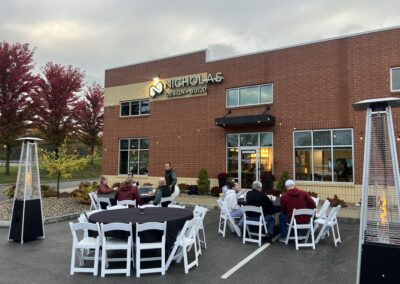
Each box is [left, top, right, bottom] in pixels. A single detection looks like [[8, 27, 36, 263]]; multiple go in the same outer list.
[[97, 197, 111, 209], [100, 222, 133, 277], [88, 192, 99, 211], [165, 218, 200, 274], [69, 222, 101, 276], [311, 196, 319, 208], [171, 185, 180, 201], [241, 206, 268, 246], [193, 205, 208, 250], [139, 204, 160, 208], [285, 208, 316, 250], [77, 214, 90, 254], [159, 196, 173, 207], [107, 205, 127, 211], [217, 199, 241, 238], [86, 209, 103, 217], [316, 200, 331, 219], [314, 205, 342, 246], [135, 222, 167, 277], [168, 204, 186, 209], [117, 199, 136, 208]]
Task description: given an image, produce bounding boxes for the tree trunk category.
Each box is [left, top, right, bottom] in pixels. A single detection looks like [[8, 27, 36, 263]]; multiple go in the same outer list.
[[56, 171, 61, 199], [90, 144, 94, 165], [5, 145, 11, 175]]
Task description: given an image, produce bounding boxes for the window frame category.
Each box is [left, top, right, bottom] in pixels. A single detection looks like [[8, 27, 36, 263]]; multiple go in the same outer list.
[[118, 137, 149, 176], [390, 67, 400, 93], [292, 128, 354, 183], [119, 99, 151, 117], [226, 83, 273, 108]]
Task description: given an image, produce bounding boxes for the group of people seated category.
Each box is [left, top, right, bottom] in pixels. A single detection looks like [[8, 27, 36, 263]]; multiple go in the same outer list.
[[95, 162, 178, 208], [221, 177, 316, 243]]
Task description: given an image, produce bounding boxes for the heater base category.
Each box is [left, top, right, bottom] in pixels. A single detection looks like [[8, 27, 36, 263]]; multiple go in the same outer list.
[[9, 199, 44, 243], [360, 242, 400, 283]]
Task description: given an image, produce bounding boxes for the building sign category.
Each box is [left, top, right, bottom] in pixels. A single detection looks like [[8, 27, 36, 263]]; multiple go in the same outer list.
[[149, 72, 223, 99]]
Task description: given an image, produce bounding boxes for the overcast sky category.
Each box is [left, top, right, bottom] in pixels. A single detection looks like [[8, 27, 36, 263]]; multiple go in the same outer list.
[[1, 0, 399, 85]]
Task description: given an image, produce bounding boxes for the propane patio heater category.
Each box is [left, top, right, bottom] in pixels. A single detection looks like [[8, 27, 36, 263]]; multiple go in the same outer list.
[[353, 98, 400, 283], [8, 137, 45, 243]]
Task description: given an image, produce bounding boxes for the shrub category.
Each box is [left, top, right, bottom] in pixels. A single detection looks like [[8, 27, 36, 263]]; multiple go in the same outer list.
[[197, 168, 210, 195], [42, 188, 58, 198], [308, 191, 318, 198], [74, 181, 96, 204], [178, 183, 189, 192], [41, 184, 51, 192], [277, 171, 291, 193], [328, 194, 348, 208], [210, 186, 222, 197], [3, 185, 15, 199]]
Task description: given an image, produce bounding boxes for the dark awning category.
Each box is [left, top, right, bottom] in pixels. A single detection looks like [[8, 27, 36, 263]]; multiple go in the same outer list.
[[215, 114, 275, 127]]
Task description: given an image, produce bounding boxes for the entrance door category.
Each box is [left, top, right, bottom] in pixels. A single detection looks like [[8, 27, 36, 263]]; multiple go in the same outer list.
[[239, 148, 259, 189]]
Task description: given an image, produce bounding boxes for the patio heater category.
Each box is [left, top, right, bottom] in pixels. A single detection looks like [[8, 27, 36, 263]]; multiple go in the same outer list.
[[8, 137, 45, 243], [352, 98, 400, 283]]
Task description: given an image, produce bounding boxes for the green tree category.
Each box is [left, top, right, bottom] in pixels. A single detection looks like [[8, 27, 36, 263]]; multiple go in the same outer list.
[[39, 139, 90, 198], [197, 168, 210, 195]]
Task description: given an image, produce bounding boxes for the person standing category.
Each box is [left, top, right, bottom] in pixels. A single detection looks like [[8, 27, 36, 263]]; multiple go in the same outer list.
[[164, 162, 177, 193], [279, 179, 316, 242]]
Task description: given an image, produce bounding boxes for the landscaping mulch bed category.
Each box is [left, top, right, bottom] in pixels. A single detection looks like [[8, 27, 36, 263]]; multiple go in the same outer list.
[[0, 197, 90, 221]]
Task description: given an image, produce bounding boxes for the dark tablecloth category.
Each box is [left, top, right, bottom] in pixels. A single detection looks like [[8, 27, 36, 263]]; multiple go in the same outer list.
[[88, 207, 193, 249]]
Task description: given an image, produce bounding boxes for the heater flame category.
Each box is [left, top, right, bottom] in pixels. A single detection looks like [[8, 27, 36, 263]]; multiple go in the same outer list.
[[379, 193, 388, 226]]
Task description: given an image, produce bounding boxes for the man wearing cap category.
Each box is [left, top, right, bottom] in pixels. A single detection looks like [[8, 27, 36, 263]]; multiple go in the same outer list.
[[279, 179, 316, 242]]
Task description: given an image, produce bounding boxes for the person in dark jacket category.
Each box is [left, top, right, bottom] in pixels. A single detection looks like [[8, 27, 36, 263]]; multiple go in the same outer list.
[[279, 179, 316, 242], [164, 162, 177, 193], [246, 181, 275, 241], [153, 178, 172, 207], [116, 178, 142, 205]]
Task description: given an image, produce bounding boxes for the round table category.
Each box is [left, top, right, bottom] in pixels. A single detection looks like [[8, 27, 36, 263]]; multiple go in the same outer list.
[[88, 207, 193, 249]]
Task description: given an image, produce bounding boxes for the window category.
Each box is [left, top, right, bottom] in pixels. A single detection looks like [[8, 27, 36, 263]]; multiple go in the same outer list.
[[390, 67, 400, 92], [226, 84, 273, 107], [120, 99, 150, 117], [119, 138, 149, 175], [293, 129, 353, 182]]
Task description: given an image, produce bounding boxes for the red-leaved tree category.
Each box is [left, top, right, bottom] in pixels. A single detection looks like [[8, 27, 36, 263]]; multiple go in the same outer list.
[[33, 62, 85, 153], [0, 42, 40, 174], [76, 83, 104, 164]]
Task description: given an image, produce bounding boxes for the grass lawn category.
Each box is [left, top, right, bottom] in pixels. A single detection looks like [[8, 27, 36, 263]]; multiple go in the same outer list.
[[0, 158, 102, 185]]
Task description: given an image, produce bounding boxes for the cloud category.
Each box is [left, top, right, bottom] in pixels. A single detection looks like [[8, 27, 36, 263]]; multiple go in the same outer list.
[[1, 0, 399, 85]]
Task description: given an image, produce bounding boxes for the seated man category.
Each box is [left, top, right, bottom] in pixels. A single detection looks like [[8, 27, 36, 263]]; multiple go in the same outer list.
[[245, 181, 275, 242], [279, 179, 316, 242], [153, 177, 172, 207], [116, 178, 142, 206], [222, 179, 243, 225]]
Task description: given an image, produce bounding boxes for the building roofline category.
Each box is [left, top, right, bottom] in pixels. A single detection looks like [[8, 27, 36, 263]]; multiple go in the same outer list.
[[106, 25, 400, 71]]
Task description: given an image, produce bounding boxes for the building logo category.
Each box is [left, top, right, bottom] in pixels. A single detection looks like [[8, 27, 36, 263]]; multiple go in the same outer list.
[[148, 72, 223, 99], [149, 81, 164, 98]]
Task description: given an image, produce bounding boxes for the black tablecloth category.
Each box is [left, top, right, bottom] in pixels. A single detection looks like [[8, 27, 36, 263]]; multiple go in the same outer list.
[[88, 207, 193, 249]]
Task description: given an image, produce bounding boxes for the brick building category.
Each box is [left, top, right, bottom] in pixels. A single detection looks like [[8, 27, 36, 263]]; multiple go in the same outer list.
[[102, 26, 400, 202]]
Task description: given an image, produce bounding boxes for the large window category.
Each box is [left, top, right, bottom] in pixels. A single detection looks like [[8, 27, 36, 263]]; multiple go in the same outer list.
[[120, 99, 150, 117], [294, 129, 353, 182], [226, 83, 273, 107], [119, 138, 149, 175], [391, 67, 400, 92]]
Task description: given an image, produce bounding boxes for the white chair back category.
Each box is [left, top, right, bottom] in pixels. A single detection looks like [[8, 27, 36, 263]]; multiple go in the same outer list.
[[171, 185, 180, 200], [139, 204, 160, 208], [78, 213, 88, 223], [311, 196, 319, 207], [285, 208, 316, 250], [135, 222, 167, 277], [241, 206, 267, 246], [88, 192, 99, 210], [168, 204, 186, 209], [316, 200, 331, 219], [315, 205, 342, 246], [96, 197, 111, 209], [160, 196, 173, 206], [107, 204, 127, 210], [117, 199, 136, 207], [86, 209, 103, 217], [193, 205, 208, 250]]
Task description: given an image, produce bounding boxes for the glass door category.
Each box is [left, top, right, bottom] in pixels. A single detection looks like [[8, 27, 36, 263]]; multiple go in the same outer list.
[[239, 148, 259, 189]]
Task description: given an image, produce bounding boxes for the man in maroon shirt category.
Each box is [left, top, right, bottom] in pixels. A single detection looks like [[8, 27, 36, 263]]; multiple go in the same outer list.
[[279, 179, 316, 242], [116, 178, 142, 205]]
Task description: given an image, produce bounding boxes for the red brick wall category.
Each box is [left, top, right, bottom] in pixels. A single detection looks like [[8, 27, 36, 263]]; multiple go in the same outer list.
[[103, 28, 400, 184]]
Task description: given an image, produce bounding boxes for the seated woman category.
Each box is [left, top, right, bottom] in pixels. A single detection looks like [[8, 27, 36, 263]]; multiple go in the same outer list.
[[97, 176, 116, 206], [222, 180, 243, 226], [153, 177, 172, 207], [116, 178, 142, 205]]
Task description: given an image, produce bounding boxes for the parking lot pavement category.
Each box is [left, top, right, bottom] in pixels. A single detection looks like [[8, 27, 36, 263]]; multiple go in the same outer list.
[[0, 209, 358, 284]]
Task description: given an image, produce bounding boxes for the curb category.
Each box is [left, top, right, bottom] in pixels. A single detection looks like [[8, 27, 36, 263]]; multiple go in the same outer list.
[[0, 212, 84, 228]]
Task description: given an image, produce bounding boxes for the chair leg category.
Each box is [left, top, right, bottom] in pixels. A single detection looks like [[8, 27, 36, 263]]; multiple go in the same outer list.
[[70, 247, 75, 275], [136, 247, 140, 278], [336, 223, 341, 244], [194, 238, 199, 267], [183, 245, 189, 274], [161, 247, 166, 275], [101, 247, 106, 277], [202, 228, 207, 249], [223, 218, 227, 238], [94, 246, 99, 276], [258, 224, 262, 246], [294, 226, 299, 250], [310, 226, 316, 250], [285, 223, 292, 245], [126, 247, 131, 276]]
